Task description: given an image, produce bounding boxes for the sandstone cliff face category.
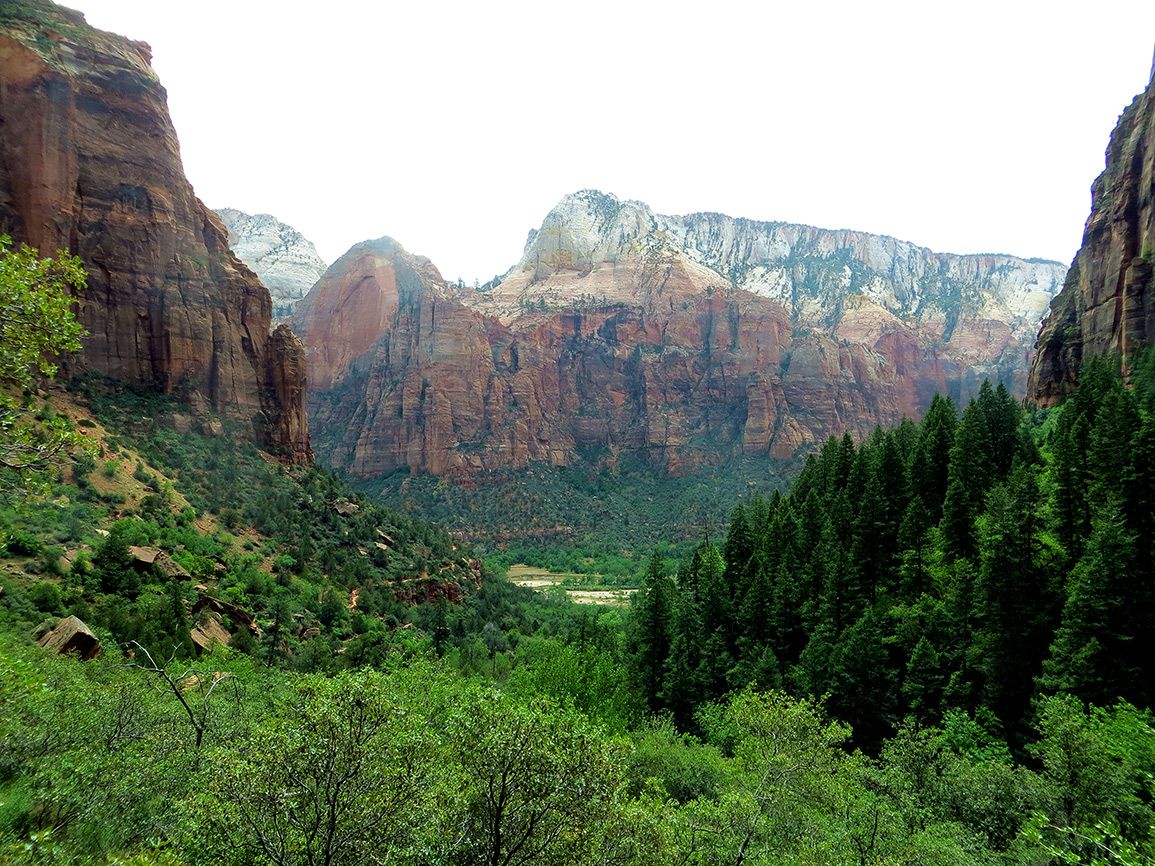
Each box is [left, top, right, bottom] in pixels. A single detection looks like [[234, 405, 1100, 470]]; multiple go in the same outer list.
[[1030, 63, 1155, 405], [0, 1, 311, 463], [215, 208, 327, 319], [297, 192, 1064, 478], [299, 232, 961, 478], [478, 191, 1066, 396]]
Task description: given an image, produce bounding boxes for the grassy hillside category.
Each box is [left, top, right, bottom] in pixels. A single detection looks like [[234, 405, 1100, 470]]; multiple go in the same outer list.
[[0, 378, 527, 671]]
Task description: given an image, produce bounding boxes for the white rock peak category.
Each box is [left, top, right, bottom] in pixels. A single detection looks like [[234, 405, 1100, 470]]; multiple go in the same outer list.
[[511, 189, 1067, 341], [215, 208, 328, 315]]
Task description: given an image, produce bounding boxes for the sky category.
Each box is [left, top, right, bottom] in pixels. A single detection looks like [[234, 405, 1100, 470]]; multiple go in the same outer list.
[[71, 0, 1155, 283]]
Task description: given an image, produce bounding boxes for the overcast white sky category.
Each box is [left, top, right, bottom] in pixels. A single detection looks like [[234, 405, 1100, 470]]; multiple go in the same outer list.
[[72, 1, 1155, 283]]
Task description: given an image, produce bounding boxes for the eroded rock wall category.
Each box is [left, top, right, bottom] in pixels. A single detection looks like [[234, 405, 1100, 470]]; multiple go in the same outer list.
[[0, 1, 311, 462], [1031, 64, 1155, 404]]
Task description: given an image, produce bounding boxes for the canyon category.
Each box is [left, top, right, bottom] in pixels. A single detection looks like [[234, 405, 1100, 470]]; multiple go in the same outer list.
[[293, 192, 1066, 478], [12, 0, 1146, 483]]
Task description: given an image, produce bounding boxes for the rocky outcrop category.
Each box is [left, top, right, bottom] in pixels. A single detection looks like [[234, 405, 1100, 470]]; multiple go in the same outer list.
[[263, 324, 312, 463], [215, 208, 327, 318], [0, 0, 310, 462], [1031, 63, 1155, 404], [36, 615, 102, 659], [297, 192, 1064, 478]]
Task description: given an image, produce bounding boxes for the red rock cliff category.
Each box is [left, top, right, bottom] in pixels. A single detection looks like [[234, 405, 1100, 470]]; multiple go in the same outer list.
[[1030, 62, 1155, 404], [298, 189, 1064, 479], [0, 1, 311, 462], [296, 236, 937, 477]]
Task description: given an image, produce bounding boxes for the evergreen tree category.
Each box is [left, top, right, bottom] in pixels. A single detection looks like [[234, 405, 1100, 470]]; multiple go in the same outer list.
[[815, 500, 862, 636], [897, 495, 931, 597], [661, 586, 704, 728], [909, 393, 957, 524], [630, 552, 675, 711], [1051, 355, 1120, 558], [1052, 408, 1092, 559], [738, 560, 775, 648], [697, 629, 735, 701], [827, 609, 895, 750], [971, 468, 1053, 731], [1123, 417, 1155, 683], [1041, 506, 1140, 706], [794, 620, 837, 700], [903, 636, 942, 724], [852, 432, 907, 600], [93, 524, 140, 599], [723, 503, 757, 610], [941, 396, 996, 560], [766, 505, 806, 665], [149, 581, 194, 658], [983, 382, 1022, 479], [1087, 385, 1141, 509], [942, 559, 979, 711], [696, 544, 730, 639]]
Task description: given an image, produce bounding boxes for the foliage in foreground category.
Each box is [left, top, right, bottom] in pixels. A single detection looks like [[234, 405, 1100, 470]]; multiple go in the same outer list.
[[6, 631, 1153, 866], [0, 236, 87, 496]]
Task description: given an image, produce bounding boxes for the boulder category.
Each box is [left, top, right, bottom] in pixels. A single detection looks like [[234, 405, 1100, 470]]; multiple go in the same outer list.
[[190, 613, 231, 653], [153, 553, 191, 580], [192, 594, 260, 637], [37, 615, 102, 660]]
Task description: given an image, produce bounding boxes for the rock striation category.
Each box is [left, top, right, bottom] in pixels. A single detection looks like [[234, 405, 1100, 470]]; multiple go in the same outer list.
[[215, 208, 327, 319], [296, 193, 1064, 478], [477, 191, 1065, 394], [0, 0, 311, 463], [1031, 62, 1155, 404]]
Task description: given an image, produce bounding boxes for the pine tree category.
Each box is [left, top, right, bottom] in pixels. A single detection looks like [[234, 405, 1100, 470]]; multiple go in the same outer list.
[[94, 524, 140, 599], [794, 620, 837, 699], [941, 396, 996, 560], [971, 468, 1053, 731], [852, 433, 907, 600], [984, 382, 1022, 478], [766, 504, 806, 665], [827, 609, 896, 750], [910, 393, 957, 523], [815, 499, 862, 635], [660, 587, 704, 728], [1087, 385, 1140, 508], [1040, 506, 1140, 706], [1122, 417, 1155, 688], [697, 628, 734, 701], [696, 544, 730, 639], [630, 552, 675, 711], [942, 559, 979, 711], [903, 636, 942, 724], [738, 560, 775, 648], [1051, 356, 1121, 560], [897, 495, 931, 597], [723, 503, 757, 611]]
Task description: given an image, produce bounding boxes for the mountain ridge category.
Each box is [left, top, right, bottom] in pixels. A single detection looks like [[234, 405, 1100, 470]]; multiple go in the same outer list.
[[296, 192, 1065, 478]]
